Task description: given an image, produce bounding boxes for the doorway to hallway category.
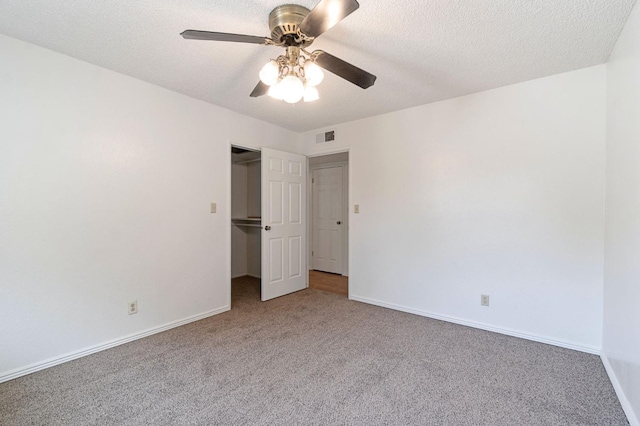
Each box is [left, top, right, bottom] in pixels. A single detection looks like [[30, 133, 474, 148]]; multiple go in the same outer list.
[[308, 151, 349, 297]]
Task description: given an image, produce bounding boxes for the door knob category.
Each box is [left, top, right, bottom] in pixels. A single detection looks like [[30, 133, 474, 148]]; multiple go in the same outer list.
[[265, 225, 271, 231], [337, 221, 341, 225]]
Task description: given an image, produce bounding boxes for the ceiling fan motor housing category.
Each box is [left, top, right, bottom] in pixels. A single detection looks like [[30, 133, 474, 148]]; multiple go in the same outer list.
[[269, 4, 311, 46]]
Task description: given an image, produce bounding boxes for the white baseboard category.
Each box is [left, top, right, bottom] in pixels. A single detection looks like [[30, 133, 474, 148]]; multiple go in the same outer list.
[[231, 273, 247, 279], [601, 354, 639, 426], [0, 305, 230, 384], [247, 273, 261, 279], [349, 294, 601, 355]]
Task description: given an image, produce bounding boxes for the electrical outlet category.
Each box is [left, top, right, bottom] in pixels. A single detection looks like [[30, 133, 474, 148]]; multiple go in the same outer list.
[[210, 203, 217, 213], [481, 294, 490, 307], [354, 204, 360, 214], [128, 300, 138, 315]]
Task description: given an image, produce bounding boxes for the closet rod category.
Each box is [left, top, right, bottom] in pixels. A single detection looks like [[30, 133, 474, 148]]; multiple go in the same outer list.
[[233, 223, 262, 228]]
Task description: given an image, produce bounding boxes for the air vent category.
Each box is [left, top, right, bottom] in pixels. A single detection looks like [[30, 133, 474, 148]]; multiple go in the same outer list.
[[316, 130, 335, 144]]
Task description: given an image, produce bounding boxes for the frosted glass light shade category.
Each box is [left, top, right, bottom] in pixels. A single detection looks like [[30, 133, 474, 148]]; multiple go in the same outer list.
[[268, 81, 283, 100], [259, 60, 279, 86], [280, 75, 304, 104], [303, 85, 319, 102], [304, 61, 324, 87]]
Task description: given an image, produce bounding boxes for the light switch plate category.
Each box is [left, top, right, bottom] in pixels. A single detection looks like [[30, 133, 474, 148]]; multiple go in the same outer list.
[[481, 294, 490, 306], [354, 204, 360, 214], [210, 203, 216, 213]]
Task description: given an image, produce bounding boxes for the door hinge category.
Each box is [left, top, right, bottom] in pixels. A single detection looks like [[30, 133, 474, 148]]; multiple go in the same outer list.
[[312, 251, 314, 256], [312, 178, 314, 184]]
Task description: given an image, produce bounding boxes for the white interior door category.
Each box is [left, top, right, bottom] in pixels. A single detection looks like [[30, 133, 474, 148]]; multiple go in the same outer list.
[[261, 148, 307, 301], [312, 166, 343, 274]]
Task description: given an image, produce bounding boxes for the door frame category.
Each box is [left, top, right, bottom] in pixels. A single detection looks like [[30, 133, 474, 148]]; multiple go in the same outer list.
[[307, 150, 350, 279]]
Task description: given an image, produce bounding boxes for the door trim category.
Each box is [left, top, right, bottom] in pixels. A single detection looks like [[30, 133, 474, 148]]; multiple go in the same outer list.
[[308, 156, 349, 277], [311, 164, 345, 274]]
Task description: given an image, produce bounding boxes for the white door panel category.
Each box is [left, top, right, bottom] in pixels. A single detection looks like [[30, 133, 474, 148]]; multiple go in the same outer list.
[[261, 148, 307, 301], [312, 166, 343, 274]]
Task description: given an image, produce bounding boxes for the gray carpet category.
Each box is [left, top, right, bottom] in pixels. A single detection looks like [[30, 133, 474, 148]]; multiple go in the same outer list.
[[0, 276, 629, 425]]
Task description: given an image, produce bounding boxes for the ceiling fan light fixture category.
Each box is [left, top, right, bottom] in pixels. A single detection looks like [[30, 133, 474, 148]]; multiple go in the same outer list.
[[268, 81, 284, 100], [182, 0, 377, 103], [280, 74, 305, 104], [303, 84, 319, 102], [259, 60, 280, 86], [303, 61, 324, 87]]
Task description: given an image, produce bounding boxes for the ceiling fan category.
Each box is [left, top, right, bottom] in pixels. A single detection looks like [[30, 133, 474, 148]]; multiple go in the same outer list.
[[180, 0, 376, 104]]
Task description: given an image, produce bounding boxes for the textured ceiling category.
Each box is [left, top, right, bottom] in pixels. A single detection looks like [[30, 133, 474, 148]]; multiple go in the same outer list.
[[0, 0, 636, 132]]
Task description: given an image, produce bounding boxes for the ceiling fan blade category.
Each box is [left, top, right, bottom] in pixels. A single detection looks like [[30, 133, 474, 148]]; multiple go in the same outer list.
[[299, 0, 360, 38], [313, 50, 376, 89], [250, 81, 270, 98], [181, 30, 269, 45]]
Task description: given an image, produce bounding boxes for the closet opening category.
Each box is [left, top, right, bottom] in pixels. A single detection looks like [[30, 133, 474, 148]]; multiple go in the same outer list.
[[231, 145, 261, 305], [308, 151, 349, 298]]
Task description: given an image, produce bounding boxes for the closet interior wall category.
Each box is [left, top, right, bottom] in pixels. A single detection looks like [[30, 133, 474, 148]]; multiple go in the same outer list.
[[231, 151, 261, 279]]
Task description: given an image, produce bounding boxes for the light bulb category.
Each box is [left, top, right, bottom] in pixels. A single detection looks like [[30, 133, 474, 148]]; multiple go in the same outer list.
[[259, 60, 279, 86], [303, 85, 319, 102], [268, 80, 283, 100], [280, 75, 304, 104], [304, 61, 324, 87]]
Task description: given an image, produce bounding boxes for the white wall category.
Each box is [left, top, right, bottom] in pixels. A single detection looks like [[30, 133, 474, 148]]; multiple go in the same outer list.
[[603, 0, 640, 423], [245, 161, 262, 278], [301, 65, 607, 352], [231, 163, 249, 278], [247, 161, 261, 219], [0, 34, 299, 381], [246, 228, 261, 278]]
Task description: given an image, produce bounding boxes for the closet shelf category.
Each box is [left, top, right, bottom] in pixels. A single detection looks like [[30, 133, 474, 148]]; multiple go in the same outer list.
[[232, 217, 262, 228]]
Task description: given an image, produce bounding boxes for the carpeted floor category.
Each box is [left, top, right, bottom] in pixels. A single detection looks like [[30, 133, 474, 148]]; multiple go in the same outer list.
[[0, 276, 629, 425]]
